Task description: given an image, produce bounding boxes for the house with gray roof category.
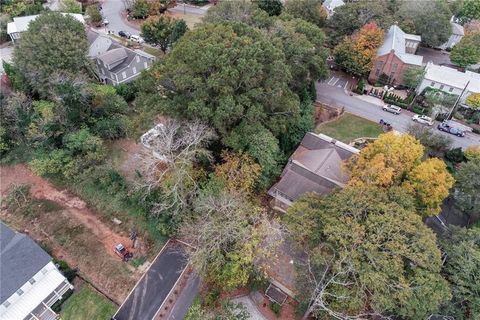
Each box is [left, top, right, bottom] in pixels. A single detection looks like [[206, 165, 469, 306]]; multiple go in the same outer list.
[[7, 13, 85, 43], [438, 21, 464, 50], [322, 0, 345, 17], [368, 25, 423, 85], [88, 30, 156, 86], [0, 222, 73, 320], [268, 132, 358, 212]]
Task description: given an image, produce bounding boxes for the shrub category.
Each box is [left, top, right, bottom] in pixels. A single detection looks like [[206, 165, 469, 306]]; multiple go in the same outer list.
[[54, 259, 77, 282], [445, 147, 466, 164], [271, 302, 281, 315]]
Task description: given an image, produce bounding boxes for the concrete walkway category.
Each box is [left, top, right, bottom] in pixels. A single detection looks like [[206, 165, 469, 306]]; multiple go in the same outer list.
[[231, 295, 268, 320]]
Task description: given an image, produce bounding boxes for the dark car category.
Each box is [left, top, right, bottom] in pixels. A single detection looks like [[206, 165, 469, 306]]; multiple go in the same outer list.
[[437, 123, 465, 137], [118, 31, 131, 39]]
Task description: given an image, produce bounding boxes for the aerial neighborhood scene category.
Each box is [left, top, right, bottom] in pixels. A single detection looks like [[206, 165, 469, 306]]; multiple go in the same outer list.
[[1, 0, 480, 319]]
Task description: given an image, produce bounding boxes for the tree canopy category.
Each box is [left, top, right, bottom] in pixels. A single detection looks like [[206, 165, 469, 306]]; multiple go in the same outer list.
[[451, 33, 480, 68], [285, 187, 451, 319], [13, 12, 89, 96], [141, 15, 188, 53], [284, 0, 326, 27]]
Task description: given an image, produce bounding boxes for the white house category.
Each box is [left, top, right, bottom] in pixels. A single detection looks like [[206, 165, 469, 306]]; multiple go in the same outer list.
[[0, 223, 73, 320], [322, 0, 345, 17], [7, 13, 85, 43], [438, 20, 464, 50], [417, 62, 480, 104]]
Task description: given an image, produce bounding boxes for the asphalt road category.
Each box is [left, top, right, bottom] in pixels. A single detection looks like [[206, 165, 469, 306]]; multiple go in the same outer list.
[[315, 82, 480, 149], [167, 273, 200, 320], [113, 245, 187, 320], [102, 0, 140, 35]]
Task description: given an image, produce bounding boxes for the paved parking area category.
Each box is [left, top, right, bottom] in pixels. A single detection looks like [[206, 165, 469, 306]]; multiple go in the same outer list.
[[113, 242, 187, 320], [326, 75, 349, 89]]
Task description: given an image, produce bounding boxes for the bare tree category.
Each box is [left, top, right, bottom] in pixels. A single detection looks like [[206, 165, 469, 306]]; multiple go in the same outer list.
[[137, 119, 217, 218]]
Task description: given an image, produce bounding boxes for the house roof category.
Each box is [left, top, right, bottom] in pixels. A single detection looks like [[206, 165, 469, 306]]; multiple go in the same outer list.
[[268, 133, 358, 204], [97, 47, 128, 67], [322, 0, 345, 10], [0, 222, 52, 303], [7, 13, 85, 35], [424, 62, 480, 92], [451, 22, 464, 36], [377, 25, 423, 66]]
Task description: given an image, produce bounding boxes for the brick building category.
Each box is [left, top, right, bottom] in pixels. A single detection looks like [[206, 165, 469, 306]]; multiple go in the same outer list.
[[368, 25, 423, 86]]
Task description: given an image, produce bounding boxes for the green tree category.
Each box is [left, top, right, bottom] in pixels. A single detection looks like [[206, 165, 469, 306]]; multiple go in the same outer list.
[[130, 0, 150, 19], [286, 187, 451, 319], [458, 0, 480, 23], [398, 0, 452, 47], [451, 33, 480, 68], [402, 66, 425, 90], [85, 5, 103, 25], [284, 0, 326, 27], [1, 0, 44, 17], [203, 1, 256, 25], [440, 226, 480, 319], [61, 0, 81, 13], [454, 159, 480, 217], [170, 19, 188, 44], [466, 92, 480, 110], [0, 14, 10, 43], [13, 12, 89, 96], [257, 0, 283, 16], [141, 15, 177, 53]]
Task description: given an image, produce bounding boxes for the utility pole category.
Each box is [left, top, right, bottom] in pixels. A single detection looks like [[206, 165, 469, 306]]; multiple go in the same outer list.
[[447, 80, 469, 120]]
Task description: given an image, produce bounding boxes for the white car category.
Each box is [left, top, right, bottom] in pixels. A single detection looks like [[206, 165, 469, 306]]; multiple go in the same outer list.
[[382, 104, 401, 115], [130, 35, 144, 43], [412, 114, 434, 126]]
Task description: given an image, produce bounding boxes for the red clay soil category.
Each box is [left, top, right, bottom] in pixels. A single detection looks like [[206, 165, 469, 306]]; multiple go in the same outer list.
[[0, 164, 134, 259]]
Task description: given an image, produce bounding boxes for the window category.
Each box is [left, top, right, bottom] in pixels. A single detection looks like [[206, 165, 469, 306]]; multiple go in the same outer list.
[[16, 288, 24, 296], [29, 278, 36, 285], [2, 300, 10, 308], [132, 67, 137, 74], [392, 63, 398, 71], [122, 71, 126, 79], [449, 87, 454, 92], [375, 69, 380, 76], [144, 61, 148, 69], [136, 55, 140, 63], [440, 84, 445, 90], [430, 81, 435, 87], [42, 268, 48, 274], [101, 68, 105, 75]]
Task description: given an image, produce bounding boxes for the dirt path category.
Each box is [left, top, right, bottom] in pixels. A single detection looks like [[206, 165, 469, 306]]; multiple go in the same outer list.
[[0, 164, 133, 259]]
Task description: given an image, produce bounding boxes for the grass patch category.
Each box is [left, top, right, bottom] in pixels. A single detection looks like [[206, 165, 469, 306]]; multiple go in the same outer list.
[[172, 12, 203, 29], [141, 46, 164, 58], [61, 286, 117, 320], [315, 113, 383, 144]]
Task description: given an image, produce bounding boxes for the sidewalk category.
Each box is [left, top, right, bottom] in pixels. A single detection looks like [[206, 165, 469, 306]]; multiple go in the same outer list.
[[355, 94, 385, 107]]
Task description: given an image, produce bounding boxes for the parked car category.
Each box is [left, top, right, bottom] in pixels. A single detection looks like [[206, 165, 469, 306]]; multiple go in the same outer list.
[[130, 35, 144, 43], [412, 114, 434, 126], [118, 31, 131, 39], [437, 122, 465, 137], [114, 243, 133, 261], [382, 104, 401, 115], [103, 19, 109, 25]]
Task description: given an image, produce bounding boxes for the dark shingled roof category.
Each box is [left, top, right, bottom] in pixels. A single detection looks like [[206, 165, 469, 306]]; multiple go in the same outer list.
[[0, 222, 52, 303], [268, 133, 358, 205]]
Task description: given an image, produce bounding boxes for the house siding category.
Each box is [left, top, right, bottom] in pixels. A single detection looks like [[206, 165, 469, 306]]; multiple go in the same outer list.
[[368, 52, 410, 85], [96, 54, 154, 86]]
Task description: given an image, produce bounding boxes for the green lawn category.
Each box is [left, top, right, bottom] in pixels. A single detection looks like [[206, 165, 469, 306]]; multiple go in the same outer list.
[[315, 113, 384, 144], [61, 286, 117, 320]]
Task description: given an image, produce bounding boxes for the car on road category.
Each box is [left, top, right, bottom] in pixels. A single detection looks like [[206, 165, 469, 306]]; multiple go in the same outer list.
[[130, 35, 144, 43], [437, 122, 465, 137], [412, 114, 434, 126], [103, 19, 109, 25], [118, 30, 131, 39], [382, 104, 402, 115]]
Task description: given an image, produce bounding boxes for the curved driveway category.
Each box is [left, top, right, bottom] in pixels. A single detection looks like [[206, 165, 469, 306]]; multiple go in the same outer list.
[[102, 0, 139, 35]]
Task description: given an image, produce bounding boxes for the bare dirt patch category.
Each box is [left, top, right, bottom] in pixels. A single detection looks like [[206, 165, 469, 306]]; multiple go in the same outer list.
[[0, 165, 146, 303]]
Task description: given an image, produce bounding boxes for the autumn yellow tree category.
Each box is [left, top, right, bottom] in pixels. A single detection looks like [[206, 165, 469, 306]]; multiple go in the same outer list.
[[403, 158, 454, 216], [464, 145, 480, 161], [214, 151, 261, 195], [348, 132, 424, 187], [466, 93, 480, 110]]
